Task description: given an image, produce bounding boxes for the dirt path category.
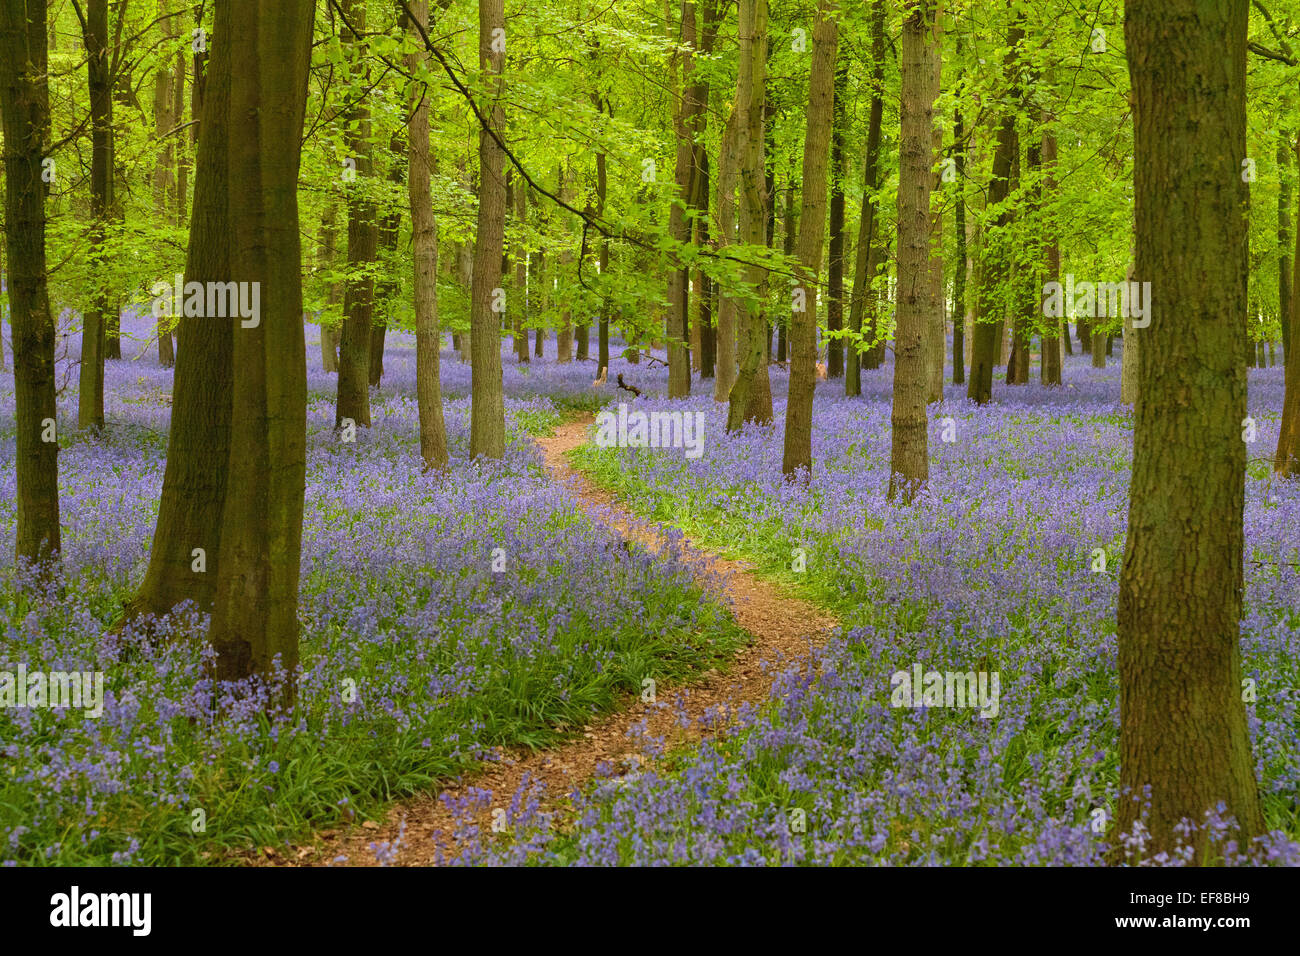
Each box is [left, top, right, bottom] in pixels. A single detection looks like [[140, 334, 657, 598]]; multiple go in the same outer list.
[[266, 415, 837, 867]]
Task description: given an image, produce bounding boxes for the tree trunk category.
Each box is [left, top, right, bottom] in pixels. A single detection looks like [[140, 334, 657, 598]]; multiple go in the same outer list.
[[826, 53, 847, 380], [725, 0, 772, 431], [122, 0, 234, 623], [889, 0, 936, 501], [335, 0, 375, 428], [848, 0, 885, 392], [713, 107, 739, 401], [968, 17, 1023, 404], [512, 179, 529, 363], [1041, 120, 1062, 385], [1007, 121, 1032, 386], [1277, 139, 1300, 476], [407, 0, 448, 471], [371, 135, 404, 387], [1121, 259, 1139, 405], [153, 0, 178, 369], [694, 148, 714, 378], [469, 0, 506, 458], [79, 0, 112, 430], [208, 0, 313, 692], [1091, 329, 1106, 367], [1281, 136, 1293, 369], [1118, 0, 1264, 862], [951, 89, 966, 386], [923, 7, 944, 403], [667, 1, 704, 397], [319, 205, 340, 372], [781, 0, 837, 479], [0, 0, 63, 566]]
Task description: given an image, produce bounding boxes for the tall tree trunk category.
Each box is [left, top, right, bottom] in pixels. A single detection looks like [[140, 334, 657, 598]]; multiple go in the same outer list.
[[890, 0, 936, 500], [512, 177, 529, 363], [967, 17, 1023, 404], [923, 6, 944, 402], [153, 0, 178, 368], [1279, 135, 1292, 369], [848, 0, 885, 392], [1121, 257, 1139, 405], [694, 147, 714, 378], [778, 173, 794, 364], [79, 0, 112, 430], [781, 0, 837, 479], [826, 52, 847, 380], [208, 0, 314, 692], [713, 107, 739, 401], [370, 133, 404, 387], [667, 0, 704, 396], [122, 0, 234, 622], [1276, 139, 1300, 476], [469, 0, 506, 458], [1091, 329, 1106, 367], [335, 0, 375, 428], [951, 88, 966, 386], [725, 0, 772, 431], [1006, 131, 1030, 385], [594, 144, 609, 370], [407, 0, 448, 470], [1118, 0, 1264, 862], [0, 0, 62, 566], [1040, 119, 1062, 385], [319, 205, 340, 372]]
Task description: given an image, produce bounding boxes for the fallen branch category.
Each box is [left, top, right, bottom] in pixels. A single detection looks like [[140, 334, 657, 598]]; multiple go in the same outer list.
[[616, 374, 641, 397]]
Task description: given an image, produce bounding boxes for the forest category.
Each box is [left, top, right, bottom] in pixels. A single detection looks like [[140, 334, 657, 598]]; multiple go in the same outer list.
[[0, 0, 1297, 875]]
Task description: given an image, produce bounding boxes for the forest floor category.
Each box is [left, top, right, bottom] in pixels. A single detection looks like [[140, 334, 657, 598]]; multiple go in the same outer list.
[[273, 413, 838, 867]]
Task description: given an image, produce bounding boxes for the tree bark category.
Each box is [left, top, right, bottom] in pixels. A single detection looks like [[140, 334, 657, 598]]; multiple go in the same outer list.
[[153, 0, 178, 369], [967, 16, 1023, 404], [848, 0, 885, 392], [713, 107, 739, 401], [407, 0, 448, 471], [826, 52, 847, 380], [208, 0, 314, 691], [1276, 139, 1300, 476], [1118, 0, 1264, 862], [725, 0, 773, 431], [335, 0, 375, 428], [78, 0, 112, 430], [0, 0, 62, 566], [889, 0, 936, 501], [1280, 135, 1292, 369], [319, 205, 340, 372], [781, 0, 837, 479], [1040, 119, 1062, 385], [121, 0, 234, 622], [924, 6, 944, 402], [951, 90, 966, 386], [469, 0, 506, 458]]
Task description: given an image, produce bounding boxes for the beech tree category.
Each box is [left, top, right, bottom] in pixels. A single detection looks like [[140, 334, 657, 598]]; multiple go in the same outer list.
[[781, 0, 837, 479], [1118, 0, 1264, 861], [0, 0, 62, 566], [889, 0, 937, 502]]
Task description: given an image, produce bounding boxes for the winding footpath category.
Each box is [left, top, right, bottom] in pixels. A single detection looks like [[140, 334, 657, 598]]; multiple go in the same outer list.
[[272, 414, 838, 867]]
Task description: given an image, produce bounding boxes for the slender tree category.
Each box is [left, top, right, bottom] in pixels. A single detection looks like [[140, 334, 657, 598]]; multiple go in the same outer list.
[[336, 0, 376, 428], [406, 0, 448, 471], [469, 0, 506, 458], [77, 0, 112, 430], [889, 0, 937, 501], [782, 0, 838, 479], [0, 0, 62, 566], [725, 0, 772, 431], [848, 0, 885, 392]]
